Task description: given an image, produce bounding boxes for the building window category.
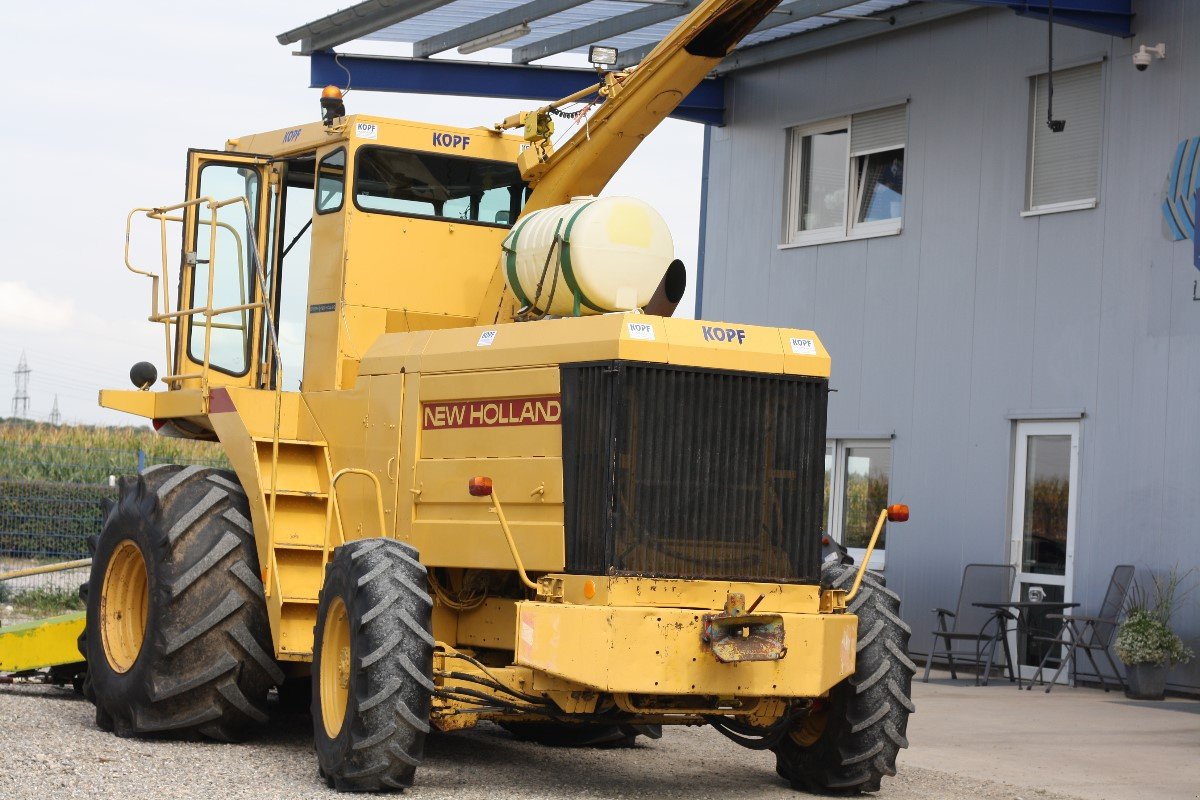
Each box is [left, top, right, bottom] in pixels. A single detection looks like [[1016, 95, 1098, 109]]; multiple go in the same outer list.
[[824, 439, 893, 568], [1025, 62, 1102, 215], [784, 104, 906, 246]]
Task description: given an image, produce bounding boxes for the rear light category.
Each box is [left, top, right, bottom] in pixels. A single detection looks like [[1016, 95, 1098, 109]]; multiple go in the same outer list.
[[468, 476, 493, 497], [887, 504, 910, 523]]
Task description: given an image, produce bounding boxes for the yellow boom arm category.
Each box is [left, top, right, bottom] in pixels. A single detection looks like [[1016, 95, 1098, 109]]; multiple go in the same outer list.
[[476, 0, 782, 323]]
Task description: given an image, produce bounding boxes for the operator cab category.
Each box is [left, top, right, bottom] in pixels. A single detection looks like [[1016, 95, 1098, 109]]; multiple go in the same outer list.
[[168, 114, 528, 398]]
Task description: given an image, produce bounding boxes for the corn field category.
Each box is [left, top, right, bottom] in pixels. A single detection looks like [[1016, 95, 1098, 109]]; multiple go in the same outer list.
[[0, 420, 226, 613]]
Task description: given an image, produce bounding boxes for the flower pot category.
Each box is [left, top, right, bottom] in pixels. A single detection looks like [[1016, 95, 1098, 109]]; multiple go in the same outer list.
[[1124, 662, 1168, 700]]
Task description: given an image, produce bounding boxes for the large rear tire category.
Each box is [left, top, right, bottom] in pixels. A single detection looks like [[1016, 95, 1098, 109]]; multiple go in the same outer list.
[[82, 465, 282, 741], [772, 563, 915, 794], [313, 538, 435, 792]]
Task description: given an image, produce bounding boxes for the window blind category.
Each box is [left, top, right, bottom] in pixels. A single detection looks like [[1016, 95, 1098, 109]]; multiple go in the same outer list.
[[1030, 62, 1102, 208], [850, 105, 906, 155]]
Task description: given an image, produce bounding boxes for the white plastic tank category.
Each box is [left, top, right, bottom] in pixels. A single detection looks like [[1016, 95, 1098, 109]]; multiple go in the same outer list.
[[502, 196, 674, 316]]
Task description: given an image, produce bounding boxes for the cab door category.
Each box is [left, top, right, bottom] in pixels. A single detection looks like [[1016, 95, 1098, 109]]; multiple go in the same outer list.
[[175, 150, 272, 390]]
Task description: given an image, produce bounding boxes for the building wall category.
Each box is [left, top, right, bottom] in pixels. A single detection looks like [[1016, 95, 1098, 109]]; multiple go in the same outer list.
[[700, 2, 1200, 690]]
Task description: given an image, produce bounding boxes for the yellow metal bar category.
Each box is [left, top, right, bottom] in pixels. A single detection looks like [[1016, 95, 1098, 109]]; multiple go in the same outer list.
[[845, 509, 889, 602], [0, 612, 87, 672], [0, 559, 91, 582], [490, 491, 540, 592]]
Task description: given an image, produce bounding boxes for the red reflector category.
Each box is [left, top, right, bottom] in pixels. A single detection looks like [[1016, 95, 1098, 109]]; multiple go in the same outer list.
[[821, 535, 831, 546], [887, 504, 910, 523], [468, 476, 493, 497]]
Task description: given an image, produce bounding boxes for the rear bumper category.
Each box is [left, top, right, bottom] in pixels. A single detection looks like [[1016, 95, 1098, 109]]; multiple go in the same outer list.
[[515, 598, 857, 698]]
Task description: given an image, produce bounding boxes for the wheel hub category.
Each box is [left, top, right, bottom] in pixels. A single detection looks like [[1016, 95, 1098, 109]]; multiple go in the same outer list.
[[320, 597, 351, 738], [789, 700, 829, 747], [100, 539, 149, 673]]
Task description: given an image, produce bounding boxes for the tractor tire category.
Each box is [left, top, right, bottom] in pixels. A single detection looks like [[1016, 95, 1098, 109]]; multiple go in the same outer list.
[[772, 562, 915, 794], [312, 539, 435, 792], [500, 721, 662, 748], [82, 465, 282, 741]]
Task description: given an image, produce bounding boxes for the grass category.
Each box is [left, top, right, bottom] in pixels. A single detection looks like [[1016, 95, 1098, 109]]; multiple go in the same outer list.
[[6, 587, 84, 617], [0, 419, 226, 483]]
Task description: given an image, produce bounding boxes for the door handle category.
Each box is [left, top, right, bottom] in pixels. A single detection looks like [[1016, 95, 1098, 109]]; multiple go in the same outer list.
[[386, 456, 397, 481]]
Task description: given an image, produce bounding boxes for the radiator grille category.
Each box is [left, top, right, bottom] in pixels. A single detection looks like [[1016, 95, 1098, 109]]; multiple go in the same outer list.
[[561, 361, 827, 584]]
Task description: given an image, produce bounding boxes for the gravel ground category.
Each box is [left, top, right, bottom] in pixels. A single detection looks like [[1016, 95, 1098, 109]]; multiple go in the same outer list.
[[0, 683, 1081, 800]]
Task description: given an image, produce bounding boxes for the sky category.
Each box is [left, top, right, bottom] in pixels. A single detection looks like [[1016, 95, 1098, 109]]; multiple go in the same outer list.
[[0, 2, 704, 426]]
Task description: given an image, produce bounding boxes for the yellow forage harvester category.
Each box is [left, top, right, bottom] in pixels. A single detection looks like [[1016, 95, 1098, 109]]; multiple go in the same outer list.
[[4, 0, 916, 793]]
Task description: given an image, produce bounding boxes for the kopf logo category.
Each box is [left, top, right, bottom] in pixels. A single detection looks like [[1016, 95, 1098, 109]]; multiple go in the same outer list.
[[433, 132, 471, 150], [702, 325, 747, 344]]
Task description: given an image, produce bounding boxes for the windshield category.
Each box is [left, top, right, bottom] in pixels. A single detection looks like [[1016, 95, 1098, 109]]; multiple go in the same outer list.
[[354, 145, 527, 227]]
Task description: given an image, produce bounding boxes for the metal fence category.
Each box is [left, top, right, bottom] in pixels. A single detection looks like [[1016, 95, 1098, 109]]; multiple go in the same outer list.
[[0, 443, 226, 603]]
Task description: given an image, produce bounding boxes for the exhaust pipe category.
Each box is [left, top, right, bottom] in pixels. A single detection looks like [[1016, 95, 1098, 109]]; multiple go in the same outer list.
[[644, 259, 687, 317]]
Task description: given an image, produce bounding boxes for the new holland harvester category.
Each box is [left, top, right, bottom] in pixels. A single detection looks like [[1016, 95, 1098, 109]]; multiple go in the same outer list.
[[17, 0, 917, 792]]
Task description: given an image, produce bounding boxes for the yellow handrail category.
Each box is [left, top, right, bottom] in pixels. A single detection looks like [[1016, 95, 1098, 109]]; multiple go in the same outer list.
[[322, 469, 389, 569], [125, 187, 288, 590]]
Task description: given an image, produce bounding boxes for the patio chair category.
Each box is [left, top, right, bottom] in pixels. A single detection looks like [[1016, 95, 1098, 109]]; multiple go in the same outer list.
[[921, 563, 1017, 685], [1028, 564, 1135, 693]]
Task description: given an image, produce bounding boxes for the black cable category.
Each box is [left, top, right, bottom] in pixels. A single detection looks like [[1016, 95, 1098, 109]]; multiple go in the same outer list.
[[1046, 0, 1065, 132]]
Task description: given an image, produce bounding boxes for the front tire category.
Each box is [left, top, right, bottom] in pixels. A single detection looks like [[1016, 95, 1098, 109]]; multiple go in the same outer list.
[[313, 539, 435, 792], [772, 563, 916, 794], [83, 465, 282, 741]]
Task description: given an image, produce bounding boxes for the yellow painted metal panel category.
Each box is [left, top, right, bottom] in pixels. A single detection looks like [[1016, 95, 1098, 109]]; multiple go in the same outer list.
[[777, 328, 832, 378], [0, 612, 86, 672], [557, 575, 822, 614], [516, 603, 856, 697], [270, 494, 329, 549], [415, 458, 563, 505], [410, 520, 564, 571], [278, 601, 318, 660], [276, 549, 323, 601], [663, 317, 785, 374], [419, 368, 559, 401], [456, 598, 519, 650]]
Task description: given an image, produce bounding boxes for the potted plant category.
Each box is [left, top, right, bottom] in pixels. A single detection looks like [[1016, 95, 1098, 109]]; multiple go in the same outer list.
[[1115, 567, 1195, 700]]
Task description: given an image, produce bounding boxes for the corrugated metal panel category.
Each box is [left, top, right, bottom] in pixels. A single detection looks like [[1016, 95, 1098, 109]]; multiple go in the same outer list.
[[360, 0, 913, 57], [698, 2, 1200, 691], [561, 361, 827, 583]]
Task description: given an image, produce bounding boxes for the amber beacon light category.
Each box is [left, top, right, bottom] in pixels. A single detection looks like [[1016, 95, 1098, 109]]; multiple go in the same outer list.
[[887, 504, 910, 522]]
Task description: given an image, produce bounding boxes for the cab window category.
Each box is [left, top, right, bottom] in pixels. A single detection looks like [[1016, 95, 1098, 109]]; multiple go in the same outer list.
[[353, 146, 526, 227], [187, 163, 260, 376]]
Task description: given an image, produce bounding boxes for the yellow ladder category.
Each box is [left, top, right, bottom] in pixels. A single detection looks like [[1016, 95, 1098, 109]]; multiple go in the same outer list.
[[256, 436, 332, 660]]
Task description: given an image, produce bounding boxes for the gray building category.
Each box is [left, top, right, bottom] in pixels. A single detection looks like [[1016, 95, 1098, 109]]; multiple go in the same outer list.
[[697, 2, 1200, 691]]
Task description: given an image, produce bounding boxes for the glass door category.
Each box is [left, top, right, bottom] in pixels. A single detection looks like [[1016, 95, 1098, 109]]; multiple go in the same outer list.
[[1008, 421, 1079, 680]]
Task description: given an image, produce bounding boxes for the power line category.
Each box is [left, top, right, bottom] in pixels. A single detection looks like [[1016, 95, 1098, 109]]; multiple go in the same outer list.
[[11, 352, 30, 418]]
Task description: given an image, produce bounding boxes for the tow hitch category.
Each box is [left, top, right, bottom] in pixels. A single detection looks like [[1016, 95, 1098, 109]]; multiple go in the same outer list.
[[702, 593, 786, 663]]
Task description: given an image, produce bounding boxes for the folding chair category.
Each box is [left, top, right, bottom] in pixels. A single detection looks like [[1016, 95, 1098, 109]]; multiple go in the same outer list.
[[1029, 565, 1135, 693], [921, 564, 1017, 685]]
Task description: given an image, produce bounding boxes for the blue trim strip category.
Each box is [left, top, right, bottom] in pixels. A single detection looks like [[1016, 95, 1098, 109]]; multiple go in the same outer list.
[[309, 52, 727, 127], [694, 124, 712, 320], [955, 1, 1133, 37]]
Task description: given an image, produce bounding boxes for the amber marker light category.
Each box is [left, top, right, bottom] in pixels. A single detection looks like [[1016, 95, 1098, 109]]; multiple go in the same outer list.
[[583, 580, 597, 599], [887, 504, 910, 523], [468, 476, 494, 497]]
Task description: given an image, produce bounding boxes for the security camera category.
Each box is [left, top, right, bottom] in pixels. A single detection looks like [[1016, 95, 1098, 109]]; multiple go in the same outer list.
[[1134, 43, 1166, 71]]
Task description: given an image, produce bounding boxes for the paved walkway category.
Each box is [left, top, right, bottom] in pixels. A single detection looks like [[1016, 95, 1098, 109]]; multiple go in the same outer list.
[[904, 671, 1200, 800]]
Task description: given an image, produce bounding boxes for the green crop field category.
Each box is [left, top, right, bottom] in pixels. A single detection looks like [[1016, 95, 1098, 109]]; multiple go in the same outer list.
[[0, 419, 226, 483]]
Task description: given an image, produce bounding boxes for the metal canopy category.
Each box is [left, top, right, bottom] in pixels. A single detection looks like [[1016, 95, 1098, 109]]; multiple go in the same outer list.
[[280, 0, 1134, 126]]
